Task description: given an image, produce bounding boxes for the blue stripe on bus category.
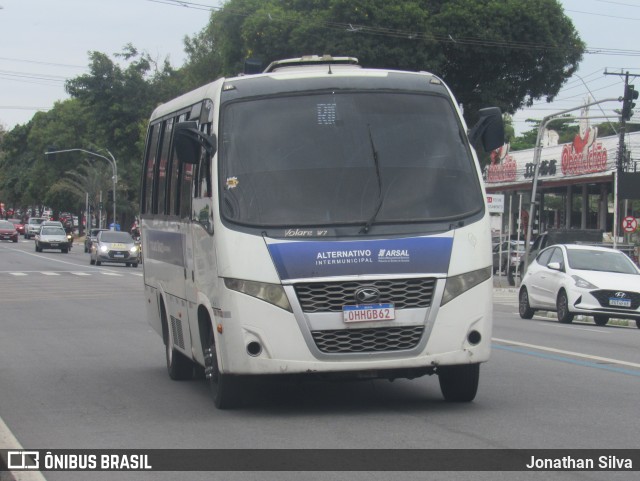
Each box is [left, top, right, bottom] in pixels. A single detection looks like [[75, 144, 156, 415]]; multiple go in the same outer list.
[[267, 236, 453, 280]]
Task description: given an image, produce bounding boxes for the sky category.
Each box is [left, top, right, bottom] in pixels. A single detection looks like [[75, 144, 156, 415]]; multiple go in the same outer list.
[[0, 0, 638, 135], [0, 0, 218, 129]]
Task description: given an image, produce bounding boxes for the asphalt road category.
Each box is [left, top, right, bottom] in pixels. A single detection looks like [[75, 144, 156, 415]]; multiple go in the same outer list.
[[1, 239, 639, 481]]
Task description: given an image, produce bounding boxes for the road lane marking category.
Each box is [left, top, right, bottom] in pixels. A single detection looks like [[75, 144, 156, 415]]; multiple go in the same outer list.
[[3, 246, 121, 274], [1, 271, 143, 277], [0, 416, 48, 481], [493, 337, 640, 375], [549, 324, 609, 333]]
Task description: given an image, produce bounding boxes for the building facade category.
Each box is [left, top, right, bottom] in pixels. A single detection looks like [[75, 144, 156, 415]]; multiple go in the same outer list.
[[484, 129, 640, 240]]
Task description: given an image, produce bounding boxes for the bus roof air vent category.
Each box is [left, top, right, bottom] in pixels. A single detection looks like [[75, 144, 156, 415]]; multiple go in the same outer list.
[[263, 55, 360, 73]]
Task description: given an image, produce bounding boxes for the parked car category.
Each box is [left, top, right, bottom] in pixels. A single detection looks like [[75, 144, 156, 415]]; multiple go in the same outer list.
[[84, 228, 109, 253], [7, 218, 25, 235], [492, 240, 527, 275], [24, 217, 47, 239], [519, 244, 640, 328], [0, 220, 19, 243], [90, 230, 140, 267], [34, 226, 71, 253]]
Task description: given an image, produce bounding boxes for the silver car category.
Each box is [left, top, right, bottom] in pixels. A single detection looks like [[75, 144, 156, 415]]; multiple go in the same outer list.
[[90, 230, 140, 267], [25, 217, 47, 239], [35, 226, 70, 253]]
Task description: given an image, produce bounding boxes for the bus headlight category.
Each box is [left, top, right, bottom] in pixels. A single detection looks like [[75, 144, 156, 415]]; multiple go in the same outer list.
[[441, 266, 491, 306], [224, 278, 292, 312]]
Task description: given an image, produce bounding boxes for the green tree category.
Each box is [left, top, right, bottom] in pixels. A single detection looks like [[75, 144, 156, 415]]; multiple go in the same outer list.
[[64, 46, 180, 227], [183, 0, 584, 124]]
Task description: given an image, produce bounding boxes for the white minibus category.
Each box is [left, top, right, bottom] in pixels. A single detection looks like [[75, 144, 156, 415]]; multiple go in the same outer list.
[[140, 55, 504, 408]]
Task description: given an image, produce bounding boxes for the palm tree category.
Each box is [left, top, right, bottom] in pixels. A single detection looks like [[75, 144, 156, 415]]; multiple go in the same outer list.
[[49, 158, 113, 231]]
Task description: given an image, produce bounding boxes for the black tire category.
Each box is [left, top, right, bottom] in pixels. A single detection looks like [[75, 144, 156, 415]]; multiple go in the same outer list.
[[62, 248, 68, 254], [636, 319, 640, 329], [96, 260, 101, 266], [438, 363, 480, 402], [518, 287, 535, 319], [164, 308, 193, 381], [126, 263, 131, 267], [205, 330, 242, 409], [593, 315, 609, 326], [557, 290, 574, 324], [12, 238, 17, 243], [132, 263, 138, 268]]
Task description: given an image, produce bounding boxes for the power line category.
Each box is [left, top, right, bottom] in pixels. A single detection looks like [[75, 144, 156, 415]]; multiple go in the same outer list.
[[0, 56, 87, 70], [143, 0, 636, 56], [595, 0, 640, 8], [0, 69, 69, 82], [565, 8, 640, 21], [0, 106, 49, 111]]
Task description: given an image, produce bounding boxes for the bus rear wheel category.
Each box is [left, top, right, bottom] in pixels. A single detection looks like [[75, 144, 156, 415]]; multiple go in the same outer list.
[[204, 332, 242, 409], [438, 363, 480, 402]]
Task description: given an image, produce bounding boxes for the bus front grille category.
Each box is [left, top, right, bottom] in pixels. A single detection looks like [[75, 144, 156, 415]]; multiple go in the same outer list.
[[311, 326, 424, 353], [294, 278, 436, 313]]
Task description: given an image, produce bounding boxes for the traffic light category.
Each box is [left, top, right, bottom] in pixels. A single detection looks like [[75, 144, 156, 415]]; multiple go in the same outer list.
[[107, 190, 114, 202], [622, 84, 638, 121]]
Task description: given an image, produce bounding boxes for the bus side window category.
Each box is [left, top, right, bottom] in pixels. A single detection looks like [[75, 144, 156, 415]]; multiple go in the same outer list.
[[179, 163, 194, 220], [169, 113, 189, 216], [192, 122, 213, 232], [199, 153, 212, 198], [197, 122, 213, 198], [155, 118, 174, 215], [141, 123, 160, 214]]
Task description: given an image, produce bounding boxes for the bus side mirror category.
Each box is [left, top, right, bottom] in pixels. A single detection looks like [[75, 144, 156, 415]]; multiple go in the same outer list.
[[174, 121, 217, 164], [468, 107, 504, 152]]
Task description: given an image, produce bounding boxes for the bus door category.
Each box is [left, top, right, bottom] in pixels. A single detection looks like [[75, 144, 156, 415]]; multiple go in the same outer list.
[[185, 122, 219, 362]]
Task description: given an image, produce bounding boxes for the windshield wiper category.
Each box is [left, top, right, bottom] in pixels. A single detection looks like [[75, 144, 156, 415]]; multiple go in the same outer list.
[[359, 124, 384, 234]]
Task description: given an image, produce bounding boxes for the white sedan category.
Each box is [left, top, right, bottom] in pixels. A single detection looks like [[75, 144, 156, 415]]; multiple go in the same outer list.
[[518, 244, 640, 328]]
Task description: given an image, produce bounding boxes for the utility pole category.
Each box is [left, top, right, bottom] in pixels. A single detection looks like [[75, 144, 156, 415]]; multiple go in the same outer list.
[[522, 98, 620, 274], [604, 70, 640, 245]]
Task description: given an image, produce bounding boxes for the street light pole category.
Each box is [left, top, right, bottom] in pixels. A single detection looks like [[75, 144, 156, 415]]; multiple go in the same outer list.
[[44, 148, 118, 229], [522, 98, 620, 275]]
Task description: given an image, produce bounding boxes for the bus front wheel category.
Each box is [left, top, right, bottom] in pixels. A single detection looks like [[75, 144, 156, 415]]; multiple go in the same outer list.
[[204, 332, 242, 409], [438, 363, 480, 402]]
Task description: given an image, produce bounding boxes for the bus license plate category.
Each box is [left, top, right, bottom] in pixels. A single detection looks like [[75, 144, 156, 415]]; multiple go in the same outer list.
[[343, 304, 395, 323], [609, 298, 631, 308]]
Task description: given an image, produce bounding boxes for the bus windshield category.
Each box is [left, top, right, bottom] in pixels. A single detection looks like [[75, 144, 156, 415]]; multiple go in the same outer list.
[[220, 91, 482, 228]]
